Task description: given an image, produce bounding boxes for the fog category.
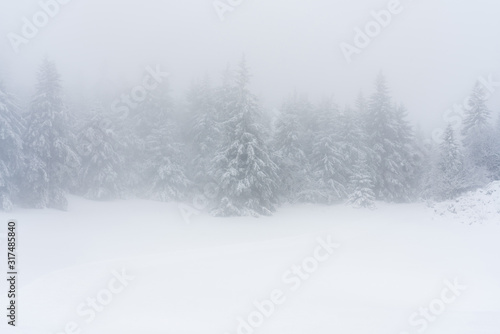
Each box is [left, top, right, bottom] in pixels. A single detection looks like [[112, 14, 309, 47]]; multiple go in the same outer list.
[[2, 3, 500, 332], [1, 0, 500, 131]]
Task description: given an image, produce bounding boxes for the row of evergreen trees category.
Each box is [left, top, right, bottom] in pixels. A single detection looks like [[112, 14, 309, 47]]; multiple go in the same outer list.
[[0, 58, 499, 215]]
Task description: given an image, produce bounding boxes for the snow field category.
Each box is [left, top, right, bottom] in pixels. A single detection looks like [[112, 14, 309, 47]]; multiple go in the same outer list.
[[0, 195, 499, 334]]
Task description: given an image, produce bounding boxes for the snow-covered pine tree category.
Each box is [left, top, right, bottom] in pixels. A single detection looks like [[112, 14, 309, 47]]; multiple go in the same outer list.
[[339, 106, 368, 174], [366, 73, 413, 202], [124, 79, 174, 192], [113, 108, 139, 194], [22, 59, 78, 210], [391, 103, 418, 201], [462, 82, 491, 136], [0, 83, 24, 211], [299, 94, 323, 191], [412, 126, 433, 199], [366, 73, 392, 200], [62, 98, 84, 195], [210, 58, 280, 216], [273, 93, 312, 202], [77, 102, 124, 200], [136, 82, 191, 202], [433, 124, 467, 200], [461, 81, 495, 180], [143, 120, 191, 202], [310, 99, 349, 204], [187, 76, 221, 185], [348, 157, 376, 209]]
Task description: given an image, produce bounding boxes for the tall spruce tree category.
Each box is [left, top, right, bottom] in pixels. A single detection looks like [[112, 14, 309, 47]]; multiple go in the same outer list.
[[461, 82, 495, 180], [22, 59, 78, 210], [339, 106, 367, 176], [144, 120, 191, 202], [412, 126, 433, 199], [274, 93, 312, 202], [367, 73, 392, 200], [391, 103, 418, 200], [367, 73, 413, 202], [137, 83, 191, 201], [0, 83, 24, 210], [126, 80, 174, 192], [434, 124, 467, 200], [78, 102, 124, 200], [310, 99, 349, 203], [210, 58, 279, 216], [188, 76, 221, 185]]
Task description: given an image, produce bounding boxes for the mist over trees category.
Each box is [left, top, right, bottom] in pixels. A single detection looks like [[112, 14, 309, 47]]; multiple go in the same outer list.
[[1, 58, 500, 215]]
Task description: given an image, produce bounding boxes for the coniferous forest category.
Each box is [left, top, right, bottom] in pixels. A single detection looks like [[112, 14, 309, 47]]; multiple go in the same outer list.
[[3, 2, 500, 333], [1, 57, 500, 216]]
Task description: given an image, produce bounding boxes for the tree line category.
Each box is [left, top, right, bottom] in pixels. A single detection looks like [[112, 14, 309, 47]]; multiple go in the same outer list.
[[0, 57, 499, 215]]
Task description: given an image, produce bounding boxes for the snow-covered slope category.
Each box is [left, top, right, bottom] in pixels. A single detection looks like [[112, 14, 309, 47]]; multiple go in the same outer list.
[[431, 181, 500, 224], [1, 196, 499, 334]]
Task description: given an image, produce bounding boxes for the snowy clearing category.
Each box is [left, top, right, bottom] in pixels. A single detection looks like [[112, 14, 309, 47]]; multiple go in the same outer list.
[[1, 194, 499, 334]]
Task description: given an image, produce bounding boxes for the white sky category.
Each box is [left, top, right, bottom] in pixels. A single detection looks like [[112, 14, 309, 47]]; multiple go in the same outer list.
[[1, 0, 499, 133]]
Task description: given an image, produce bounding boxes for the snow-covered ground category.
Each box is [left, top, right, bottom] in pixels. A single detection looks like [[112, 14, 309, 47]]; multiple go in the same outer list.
[[1, 191, 499, 334], [432, 181, 500, 225]]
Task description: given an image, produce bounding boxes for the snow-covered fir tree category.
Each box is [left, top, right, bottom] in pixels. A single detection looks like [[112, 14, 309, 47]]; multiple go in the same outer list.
[[143, 120, 191, 202], [273, 93, 312, 202], [339, 106, 368, 176], [366, 73, 392, 199], [310, 99, 349, 204], [137, 83, 191, 201], [366, 73, 414, 202], [461, 82, 495, 180], [412, 126, 433, 199], [0, 83, 24, 210], [77, 102, 124, 200], [124, 79, 175, 192], [187, 76, 221, 185], [22, 59, 78, 210], [391, 103, 418, 200], [210, 58, 279, 216], [433, 124, 467, 200], [462, 82, 491, 136]]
